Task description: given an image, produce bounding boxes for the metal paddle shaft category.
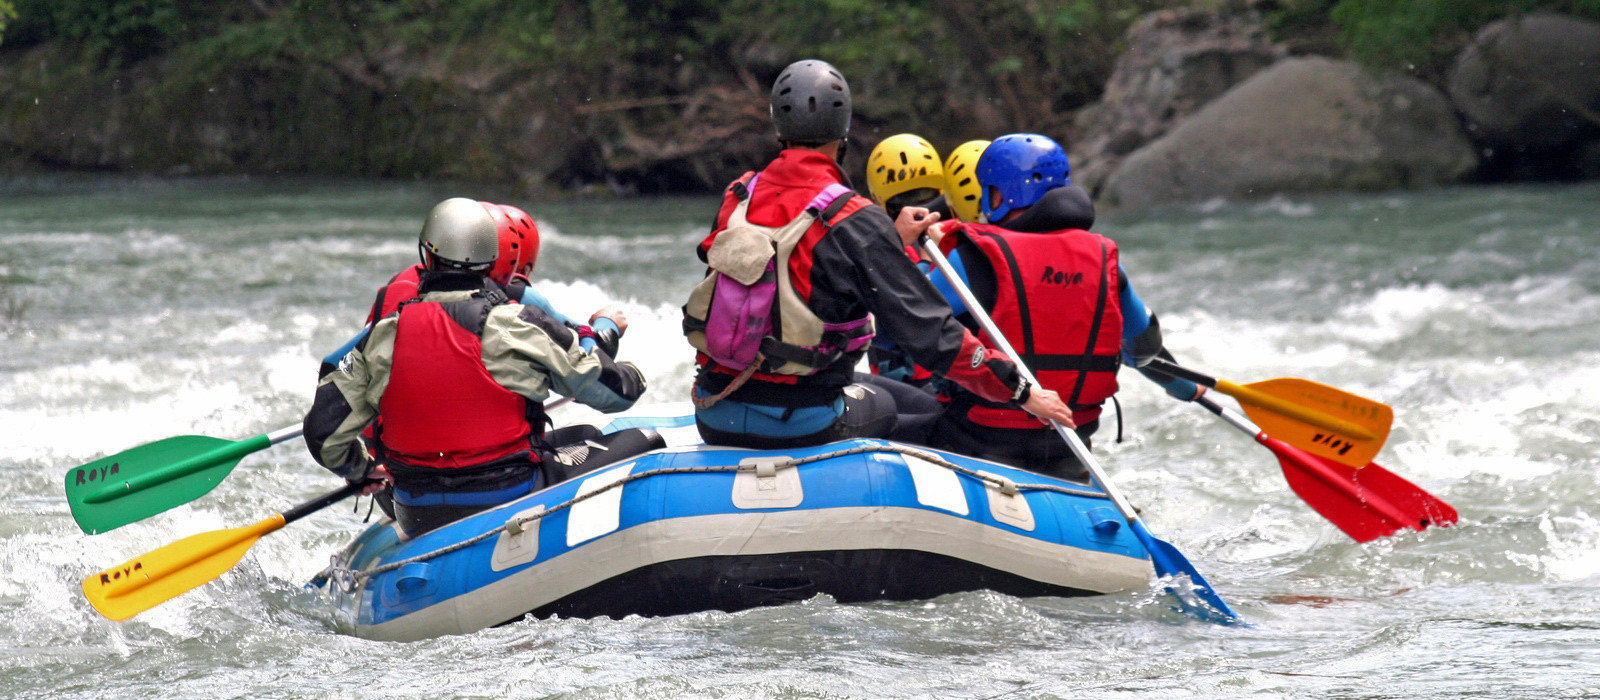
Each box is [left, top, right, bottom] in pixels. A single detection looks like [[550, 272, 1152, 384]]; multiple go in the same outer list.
[[919, 237, 1242, 624], [82, 478, 372, 622], [1195, 396, 1457, 542]]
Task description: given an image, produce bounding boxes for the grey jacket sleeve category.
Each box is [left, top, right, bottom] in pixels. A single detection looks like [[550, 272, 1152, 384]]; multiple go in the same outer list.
[[481, 304, 647, 413], [302, 318, 394, 479]]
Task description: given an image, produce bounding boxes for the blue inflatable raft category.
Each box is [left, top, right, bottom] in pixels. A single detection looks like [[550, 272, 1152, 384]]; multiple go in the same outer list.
[[309, 404, 1154, 641]]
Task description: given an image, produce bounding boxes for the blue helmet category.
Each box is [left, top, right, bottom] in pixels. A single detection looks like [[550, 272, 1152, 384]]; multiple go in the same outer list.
[[975, 133, 1070, 222]]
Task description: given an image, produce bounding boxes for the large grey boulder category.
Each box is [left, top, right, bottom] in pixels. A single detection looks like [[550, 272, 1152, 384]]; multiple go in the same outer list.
[[1070, 7, 1286, 195], [1101, 57, 1478, 210], [1447, 13, 1600, 179]]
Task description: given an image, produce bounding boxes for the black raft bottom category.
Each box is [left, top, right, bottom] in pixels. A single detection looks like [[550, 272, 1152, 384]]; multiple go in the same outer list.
[[506, 549, 1101, 624]]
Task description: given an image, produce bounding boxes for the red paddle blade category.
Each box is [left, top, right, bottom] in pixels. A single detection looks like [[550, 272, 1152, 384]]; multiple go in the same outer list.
[[1349, 461, 1459, 529], [1262, 435, 1457, 543]]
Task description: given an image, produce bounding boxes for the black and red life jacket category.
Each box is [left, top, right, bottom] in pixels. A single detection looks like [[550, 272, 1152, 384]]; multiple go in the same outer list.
[[378, 291, 544, 469], [953, 223, 1122, 428]]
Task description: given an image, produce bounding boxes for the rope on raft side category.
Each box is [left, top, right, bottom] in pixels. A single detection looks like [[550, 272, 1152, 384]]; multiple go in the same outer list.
[[319, 443, 1109, 593]]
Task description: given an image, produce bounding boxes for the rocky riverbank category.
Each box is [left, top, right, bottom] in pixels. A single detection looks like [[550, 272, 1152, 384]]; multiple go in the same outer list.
[[1072, 8, 1600, 210], [1, 5, 1596, 210]]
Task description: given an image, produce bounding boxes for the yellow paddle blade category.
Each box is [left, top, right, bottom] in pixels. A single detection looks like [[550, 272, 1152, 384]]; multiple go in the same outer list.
[[82, 515, 286, 621], [1220, 378, 1392, 468]]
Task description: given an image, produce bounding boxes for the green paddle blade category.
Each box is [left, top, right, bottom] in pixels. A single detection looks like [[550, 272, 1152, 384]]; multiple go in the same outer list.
[[65, 434, 269, 535]]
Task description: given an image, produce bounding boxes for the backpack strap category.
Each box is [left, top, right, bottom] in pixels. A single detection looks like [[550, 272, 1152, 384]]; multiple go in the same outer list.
[[731, 172, 761, 201], [805, 183, 855, 223]]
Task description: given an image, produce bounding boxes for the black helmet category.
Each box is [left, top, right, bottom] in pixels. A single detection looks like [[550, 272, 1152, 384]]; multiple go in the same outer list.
[[770, 59, 851, 144]]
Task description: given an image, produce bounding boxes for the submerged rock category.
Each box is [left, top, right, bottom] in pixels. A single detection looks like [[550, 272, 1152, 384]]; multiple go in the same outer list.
[[1101, 57, 1479, 211]]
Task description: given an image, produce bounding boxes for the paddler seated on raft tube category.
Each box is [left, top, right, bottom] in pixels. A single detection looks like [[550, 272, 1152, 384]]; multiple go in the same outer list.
[[314, 200, 629, 523], [682, 59, 1077, 449], [304, 198, 659, 538], [914, 133, 1205, 482]]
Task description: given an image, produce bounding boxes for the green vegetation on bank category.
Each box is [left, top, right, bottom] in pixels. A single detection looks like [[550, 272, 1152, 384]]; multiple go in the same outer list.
[[2, 0, 1166, 126], [3, 0, 1597, 186], [0, 1, 14, 43], [1265, 0, 1600, 77]]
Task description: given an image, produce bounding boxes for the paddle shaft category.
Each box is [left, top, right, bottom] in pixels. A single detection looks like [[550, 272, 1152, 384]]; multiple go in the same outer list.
[[1145, 357, 1379, 441], [284, 479, 371, 524], [1193, 395, 1419, 534]]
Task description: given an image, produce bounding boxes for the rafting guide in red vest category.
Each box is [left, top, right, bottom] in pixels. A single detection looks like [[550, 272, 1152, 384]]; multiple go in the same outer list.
[[918, 134, 1206, 482]]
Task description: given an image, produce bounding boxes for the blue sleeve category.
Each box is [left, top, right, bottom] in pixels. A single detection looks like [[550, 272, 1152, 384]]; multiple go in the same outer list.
[[519, 286, 576, 326], [1117, 265, 1203, 400], [1119, 265, 1150, 341], [926, 249, 969, 317], [321, 325, 370, 369], [520, 286, 601, 351]]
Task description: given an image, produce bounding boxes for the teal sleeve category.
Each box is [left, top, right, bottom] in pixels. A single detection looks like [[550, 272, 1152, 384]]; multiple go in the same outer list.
[[520, 286, 577, 326]]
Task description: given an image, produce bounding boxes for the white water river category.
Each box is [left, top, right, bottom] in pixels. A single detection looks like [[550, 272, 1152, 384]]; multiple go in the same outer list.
[[2, 176, 1596, 698]]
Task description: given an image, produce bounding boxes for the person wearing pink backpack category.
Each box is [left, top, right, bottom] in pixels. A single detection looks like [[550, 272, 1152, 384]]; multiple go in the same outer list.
[[681, 59, 1076, 449]]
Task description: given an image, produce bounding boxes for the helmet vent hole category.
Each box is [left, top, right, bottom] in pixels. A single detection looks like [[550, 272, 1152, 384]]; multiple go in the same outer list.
[[808, 96, 817, 113], [899, 153, 908, 165], [779, 87, 792, 96], [1031, 173, 1043, 182]]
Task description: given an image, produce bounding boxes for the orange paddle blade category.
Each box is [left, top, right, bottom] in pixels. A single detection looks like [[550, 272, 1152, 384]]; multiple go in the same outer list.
[[1222, 378, 1392, 468], [82, 515, 286, 621]]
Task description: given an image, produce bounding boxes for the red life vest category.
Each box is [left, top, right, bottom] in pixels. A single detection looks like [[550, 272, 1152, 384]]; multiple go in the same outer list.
[[955, 223, 1122, 428], [367, 264, 424, 324], [378, 298, 538, 469]]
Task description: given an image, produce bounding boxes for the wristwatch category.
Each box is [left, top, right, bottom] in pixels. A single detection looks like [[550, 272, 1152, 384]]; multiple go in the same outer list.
[[1012, 378, 1032, 404]]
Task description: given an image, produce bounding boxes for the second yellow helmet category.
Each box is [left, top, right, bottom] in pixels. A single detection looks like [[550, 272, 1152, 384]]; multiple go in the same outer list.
[[942, 139, 991, 222]]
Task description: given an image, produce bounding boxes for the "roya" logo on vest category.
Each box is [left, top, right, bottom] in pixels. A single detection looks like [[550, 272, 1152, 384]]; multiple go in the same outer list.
[[1040, 266, 1084, 286]]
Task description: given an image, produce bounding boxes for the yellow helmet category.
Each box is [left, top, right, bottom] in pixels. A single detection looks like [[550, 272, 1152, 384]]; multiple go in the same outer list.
[[866, 134, 944, 209], [942, 139, 991, 222]]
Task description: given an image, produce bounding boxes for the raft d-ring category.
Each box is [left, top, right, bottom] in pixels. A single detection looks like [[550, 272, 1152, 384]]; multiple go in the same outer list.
[[995, 477, 1020, 496], [734, 456, 802, 508], [331, 566, 358, 594]]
